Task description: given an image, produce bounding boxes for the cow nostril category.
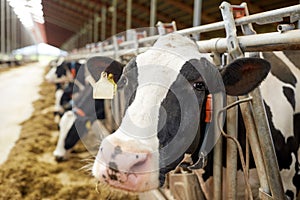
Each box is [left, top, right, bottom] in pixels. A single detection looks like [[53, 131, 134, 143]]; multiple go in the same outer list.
[[55, 156, 66, 162], [129, 154, 148, 172]]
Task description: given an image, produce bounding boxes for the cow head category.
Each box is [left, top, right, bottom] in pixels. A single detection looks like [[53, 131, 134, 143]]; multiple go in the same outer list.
[[91, 33, 271, 192]]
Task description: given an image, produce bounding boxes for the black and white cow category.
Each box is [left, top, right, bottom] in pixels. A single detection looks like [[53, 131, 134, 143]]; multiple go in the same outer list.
[[46, 58, 86, 121], [259, 51, 300, 198], [53, 57, 124, 161], [90, 33, 299, 199]]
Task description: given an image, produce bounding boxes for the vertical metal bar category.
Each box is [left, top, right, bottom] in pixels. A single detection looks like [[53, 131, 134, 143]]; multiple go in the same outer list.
[[299, 0, 300, 29], [89, 21, 93, 43], [11, 10, 16, 51], [19, 22, 22, 48], [250, 88, 286, 199], [213, 136, 222, 200], [112, 35, 119, 60], [211, 51, 223, 200], [113, 91, 121, 126], [15, 19, 19, 49], [219, 3, 240, 199], [6, 0, 10, 53], [239, 98, 271, 195], [150, 0, 156, 35], [193, 0, 202, 40], [94, 13, 99, 43], [226, 96, 238, 200], [150, 0, 156, 27], [111, 0, 117, 36], [126, 0, 132, 30], [101, 6, 106, 41], [0, 0, 5, 55]]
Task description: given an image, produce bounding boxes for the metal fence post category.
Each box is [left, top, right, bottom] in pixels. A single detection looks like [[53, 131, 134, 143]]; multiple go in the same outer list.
[[250, 89, 286, 199], [6, 0, 11, 54], [219, 3, 241, 199], [111, 0, 117, 36], [101, 6, 107, 41], [193, 0, 202, 40], [220, 2, 286, 199], [150, 0, 157, 35], [126, 0, 132, 30], [1, 0, 5, 56]]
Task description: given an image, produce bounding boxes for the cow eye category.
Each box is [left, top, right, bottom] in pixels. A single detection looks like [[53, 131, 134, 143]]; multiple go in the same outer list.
[[193, 82, 206, 91]]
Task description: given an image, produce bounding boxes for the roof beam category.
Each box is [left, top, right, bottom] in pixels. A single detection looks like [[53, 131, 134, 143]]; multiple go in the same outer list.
[[73, 0, 103, 12], [43, 1, 89, 23], [53, 0, 94, 18], [43, 7, 84, 28], [44, 16, 78, 32], [163, 0, 218, 23]]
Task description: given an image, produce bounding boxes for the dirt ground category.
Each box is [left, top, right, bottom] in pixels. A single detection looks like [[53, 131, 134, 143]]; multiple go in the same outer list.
[[0, 68, 137, 200]]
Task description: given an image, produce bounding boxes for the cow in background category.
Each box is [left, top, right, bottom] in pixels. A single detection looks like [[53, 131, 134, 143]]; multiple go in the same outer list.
[[53, 57, 123, 162], [90, 33, 300, 199], [46, 57, 86, 123]]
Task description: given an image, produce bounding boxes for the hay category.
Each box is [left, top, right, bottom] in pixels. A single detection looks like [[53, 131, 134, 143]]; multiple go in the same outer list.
[[0, 68, 137, 200]]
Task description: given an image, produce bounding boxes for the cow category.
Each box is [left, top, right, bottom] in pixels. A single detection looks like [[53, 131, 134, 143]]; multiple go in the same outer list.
[[89, 33, 300, 199], [53, 57, 123, 161], [46, 58, 86, 122]]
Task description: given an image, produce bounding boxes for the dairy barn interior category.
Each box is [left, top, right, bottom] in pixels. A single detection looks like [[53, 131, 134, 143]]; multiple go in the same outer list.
[[0, 0, 300, 199]]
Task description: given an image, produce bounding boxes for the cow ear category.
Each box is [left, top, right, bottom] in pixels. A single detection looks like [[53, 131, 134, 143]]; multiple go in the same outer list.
[[86, 56, 124, 82], [220, 57, 271, 96]]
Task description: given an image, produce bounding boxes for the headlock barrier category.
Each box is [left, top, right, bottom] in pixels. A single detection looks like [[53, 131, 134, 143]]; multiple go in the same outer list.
[[67, 2, 300, 200]]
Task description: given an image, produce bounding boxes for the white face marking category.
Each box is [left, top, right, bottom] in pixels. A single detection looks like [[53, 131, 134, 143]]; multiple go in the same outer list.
[[125, 33, 201, 138]]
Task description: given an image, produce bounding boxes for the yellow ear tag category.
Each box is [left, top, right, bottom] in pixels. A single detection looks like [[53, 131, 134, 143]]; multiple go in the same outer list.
[[93, 72, 117, 99]]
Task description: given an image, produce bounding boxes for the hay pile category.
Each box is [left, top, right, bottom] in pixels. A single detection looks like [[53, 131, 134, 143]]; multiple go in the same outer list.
[[0, 69, 137, 200]]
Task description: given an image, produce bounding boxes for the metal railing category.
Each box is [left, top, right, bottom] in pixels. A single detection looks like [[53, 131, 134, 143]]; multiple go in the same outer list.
[[66, 4, 300, 61]]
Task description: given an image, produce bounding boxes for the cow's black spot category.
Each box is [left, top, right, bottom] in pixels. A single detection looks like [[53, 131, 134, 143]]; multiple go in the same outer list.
[[283, 86, 295, 111], [158, 60, 208, 185], [64, 124, 79, 150], [108, 174, 118, 181], [108, 161, 119, 172], [293, 113, 300, 194], [293, 113, 300, 152], [111, 146, 122, 159], [264, 102, 293, 170], [263, 52, 297, 87], [95, 99, 105, 119], [119, 58, 138, 111], [56, 62, 67, 77], [286, 190, 294, 200]]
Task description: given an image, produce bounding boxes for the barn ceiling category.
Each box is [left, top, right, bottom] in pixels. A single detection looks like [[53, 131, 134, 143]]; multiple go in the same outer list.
[[41, 0, 300, 51]]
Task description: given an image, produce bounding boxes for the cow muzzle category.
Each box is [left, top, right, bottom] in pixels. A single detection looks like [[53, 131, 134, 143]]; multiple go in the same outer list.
[[92, 133, 160, 192]]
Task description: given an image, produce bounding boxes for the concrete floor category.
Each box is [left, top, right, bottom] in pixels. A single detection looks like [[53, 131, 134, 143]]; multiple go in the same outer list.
[[0, 62, 46, 165]]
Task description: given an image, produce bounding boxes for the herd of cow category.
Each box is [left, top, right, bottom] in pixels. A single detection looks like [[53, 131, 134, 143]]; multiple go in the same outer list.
[[46, 33, 299, 199]]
